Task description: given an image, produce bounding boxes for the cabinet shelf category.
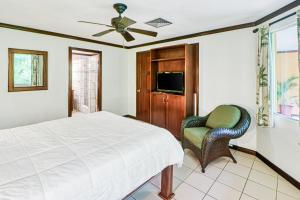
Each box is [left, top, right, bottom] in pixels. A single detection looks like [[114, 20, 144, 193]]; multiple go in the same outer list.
[[151, 57, 185, 62]]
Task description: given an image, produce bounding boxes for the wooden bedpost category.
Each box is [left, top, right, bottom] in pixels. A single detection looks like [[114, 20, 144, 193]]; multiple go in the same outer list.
[[159, 166, 174, 200]]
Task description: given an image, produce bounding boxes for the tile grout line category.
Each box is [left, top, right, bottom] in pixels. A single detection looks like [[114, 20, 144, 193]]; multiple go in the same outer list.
[[225, 159, 278, 191], [252, 158, 278, 177], [177, 151, 219, 199], [275, 173, 279, 200], [238, 155, 257, 200], [202, 150, 243, 199], [148, 155, 201, 199], [247, 175, 278, 191], [213, 157, 254, 199], [199, 151, 284, 200], [181, 157, 204, 193], [225, 157, 277, 182], [150, 151, 203, 199], [251, 167, 277, 178], [277, 186, 300, 200], [172, 156, 200, 192], [202, 157, 231, 200], [249, 159, 279, 192]]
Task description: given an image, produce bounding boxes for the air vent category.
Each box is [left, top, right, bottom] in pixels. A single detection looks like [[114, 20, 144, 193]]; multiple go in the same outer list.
[[145, 18, 172, 28]]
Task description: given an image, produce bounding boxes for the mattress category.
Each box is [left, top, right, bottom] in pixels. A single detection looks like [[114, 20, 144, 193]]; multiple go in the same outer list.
[[0, 111, 184, 200]]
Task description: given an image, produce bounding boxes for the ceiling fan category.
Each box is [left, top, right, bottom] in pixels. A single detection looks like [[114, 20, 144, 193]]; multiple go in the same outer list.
[[78, 3, 158, 42]]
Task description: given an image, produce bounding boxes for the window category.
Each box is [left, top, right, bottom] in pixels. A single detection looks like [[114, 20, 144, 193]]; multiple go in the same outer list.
[[271, 24, 299, 120], [8, 48, 48, 92]]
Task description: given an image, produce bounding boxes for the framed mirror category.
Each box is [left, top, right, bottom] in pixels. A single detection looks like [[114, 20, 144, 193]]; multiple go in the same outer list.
[[8, 48, 48, 92]]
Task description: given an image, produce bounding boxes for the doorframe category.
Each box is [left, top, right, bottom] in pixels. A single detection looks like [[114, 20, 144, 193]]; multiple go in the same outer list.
[[68, 47, 102, 117]]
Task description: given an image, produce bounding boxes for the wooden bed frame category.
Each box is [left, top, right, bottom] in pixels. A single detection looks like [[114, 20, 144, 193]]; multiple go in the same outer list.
[[159, 166, 174, 200], [123, 165, 174, 200]]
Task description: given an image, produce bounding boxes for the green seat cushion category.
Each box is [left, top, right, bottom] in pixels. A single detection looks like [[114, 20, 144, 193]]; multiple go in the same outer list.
[[184, 127, 211, 149], [206, 105, 241, 129]]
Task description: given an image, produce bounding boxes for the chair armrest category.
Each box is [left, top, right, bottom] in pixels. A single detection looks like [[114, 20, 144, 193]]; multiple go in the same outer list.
[[181, 115, 209, 131], [206, 128, 237, 143]]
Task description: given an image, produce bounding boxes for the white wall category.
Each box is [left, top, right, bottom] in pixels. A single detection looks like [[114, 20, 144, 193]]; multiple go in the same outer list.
[[126, 28, 257, 151], [257, 117, 300, 181], [0, 28, 128, 129]]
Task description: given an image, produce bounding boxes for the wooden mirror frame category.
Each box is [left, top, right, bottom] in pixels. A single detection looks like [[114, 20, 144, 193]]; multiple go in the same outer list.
[[8, 48, 48, 92]]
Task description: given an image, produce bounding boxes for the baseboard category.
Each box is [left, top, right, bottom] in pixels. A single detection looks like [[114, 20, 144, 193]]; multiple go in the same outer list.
[[123, 115, 136, 119], [230, 145, 300, 190], [229, 145, 256, 155]]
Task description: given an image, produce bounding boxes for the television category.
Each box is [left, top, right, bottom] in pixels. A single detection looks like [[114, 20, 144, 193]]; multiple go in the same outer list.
[[157, 72, 184, 94]]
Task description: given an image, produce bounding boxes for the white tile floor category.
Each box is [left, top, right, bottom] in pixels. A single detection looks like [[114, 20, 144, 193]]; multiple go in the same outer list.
[[127, 149, 300, 200]]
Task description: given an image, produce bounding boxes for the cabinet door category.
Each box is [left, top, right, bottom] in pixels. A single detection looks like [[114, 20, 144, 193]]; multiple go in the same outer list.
[[151, 93, 166, 128], [136, 51, 151, 122], [166, 94, 185, 139]]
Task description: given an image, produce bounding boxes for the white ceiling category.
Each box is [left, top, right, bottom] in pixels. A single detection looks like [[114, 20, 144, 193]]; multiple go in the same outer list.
[[0, 0, 295, 46]]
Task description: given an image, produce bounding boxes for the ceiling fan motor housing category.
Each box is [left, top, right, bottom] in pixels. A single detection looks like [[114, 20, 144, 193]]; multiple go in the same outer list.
[[113, 3, 127, 15], [111, 17, 126, 32]]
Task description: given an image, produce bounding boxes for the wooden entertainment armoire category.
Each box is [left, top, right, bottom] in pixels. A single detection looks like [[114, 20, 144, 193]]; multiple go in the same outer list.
[[136, 44, 199, 139]]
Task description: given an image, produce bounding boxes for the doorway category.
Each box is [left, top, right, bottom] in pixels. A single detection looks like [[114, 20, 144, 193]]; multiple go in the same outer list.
[[68, 47, 102, 117]]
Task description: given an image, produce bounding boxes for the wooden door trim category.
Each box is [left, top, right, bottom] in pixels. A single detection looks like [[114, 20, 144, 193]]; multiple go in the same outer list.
[[192, 43, 199, 116], [68, 47, 102, 117], [135, 51, 140, 117], [165, 94, 169, 130]]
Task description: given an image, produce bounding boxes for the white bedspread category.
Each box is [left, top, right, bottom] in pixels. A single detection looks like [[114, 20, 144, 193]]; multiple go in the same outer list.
[[0, 111, 184, 200]]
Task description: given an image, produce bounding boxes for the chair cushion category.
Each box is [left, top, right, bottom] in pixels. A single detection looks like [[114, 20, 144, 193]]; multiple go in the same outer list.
[[184, 127, 211, 149], [206, 105, 241, 129]]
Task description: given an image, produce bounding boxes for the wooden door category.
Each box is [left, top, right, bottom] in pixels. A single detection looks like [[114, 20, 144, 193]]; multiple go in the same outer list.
[[166, 94, 185, 139], [151, 93, 166, 128], [136, 51, 151, 122]]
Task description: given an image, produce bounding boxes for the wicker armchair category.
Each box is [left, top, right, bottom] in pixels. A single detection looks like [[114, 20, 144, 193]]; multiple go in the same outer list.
[[181, 105, 251, 172]]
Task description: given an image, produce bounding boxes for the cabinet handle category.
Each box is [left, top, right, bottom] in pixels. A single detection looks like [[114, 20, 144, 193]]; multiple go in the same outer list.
[[163, 96, 168, 103], [137, 89, 141, 93]]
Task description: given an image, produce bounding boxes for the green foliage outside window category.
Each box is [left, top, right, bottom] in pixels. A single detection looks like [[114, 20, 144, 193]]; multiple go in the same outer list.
[[14, 54, 33, 87]]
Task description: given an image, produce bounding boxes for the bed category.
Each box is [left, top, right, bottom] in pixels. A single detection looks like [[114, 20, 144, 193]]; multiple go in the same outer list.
[[0, 111, 184, 200]]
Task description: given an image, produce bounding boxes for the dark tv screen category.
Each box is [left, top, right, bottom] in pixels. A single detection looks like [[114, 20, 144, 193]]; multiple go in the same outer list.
[[157, 72, 184, 94]]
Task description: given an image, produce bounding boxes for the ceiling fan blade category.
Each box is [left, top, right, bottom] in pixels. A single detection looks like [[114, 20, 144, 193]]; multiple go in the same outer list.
[[120, 17, 136, 27], [78, 21, 113, 28], [121, 31, 135, 42], [127, 28, 157, 37], [92, 29, 115, 37]]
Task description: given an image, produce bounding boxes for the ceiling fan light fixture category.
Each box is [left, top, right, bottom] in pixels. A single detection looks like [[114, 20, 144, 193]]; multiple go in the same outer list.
[[145, 18, 172, 28]]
